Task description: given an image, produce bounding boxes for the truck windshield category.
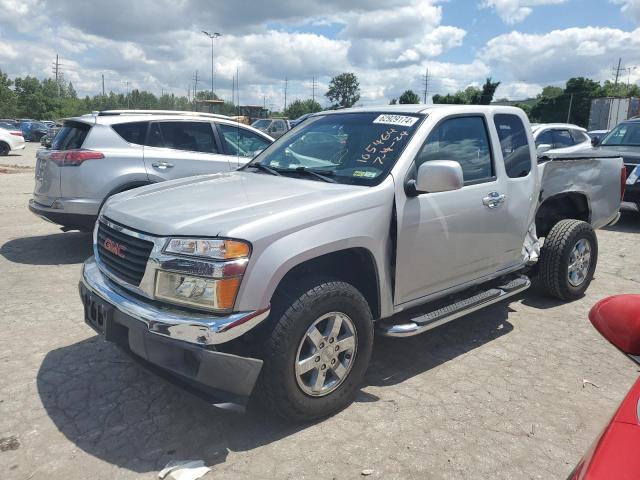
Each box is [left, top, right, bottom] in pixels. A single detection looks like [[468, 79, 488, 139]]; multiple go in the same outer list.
[[601, 122, 640, 146], [245, 112, 424, 186]]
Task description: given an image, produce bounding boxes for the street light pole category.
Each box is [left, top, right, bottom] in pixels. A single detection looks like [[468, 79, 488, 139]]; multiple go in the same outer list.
[[201, 31, 221, 99]]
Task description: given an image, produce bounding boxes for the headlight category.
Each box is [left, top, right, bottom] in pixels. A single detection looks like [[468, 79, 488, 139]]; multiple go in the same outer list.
[[157, 237, 250, 311], [164, 238, 250, 260], [155, 271, 241, 311]]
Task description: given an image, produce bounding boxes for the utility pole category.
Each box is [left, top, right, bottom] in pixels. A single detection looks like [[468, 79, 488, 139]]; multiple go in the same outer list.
[[566, 93, 574, 123], [284, 76, 288, 112], [122, 81, 130, 108], [193, 70, 199, 110], [51, 54, 63, 96], [101, 74, 105, 96], [613, 57, 623, 87], [312, 76, 316, 102], [231, 75, 235, 106], [422, 68, 429, 104]]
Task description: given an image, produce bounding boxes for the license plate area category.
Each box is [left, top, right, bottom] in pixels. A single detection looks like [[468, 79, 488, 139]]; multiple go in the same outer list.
[[83, 291, 113, 338]]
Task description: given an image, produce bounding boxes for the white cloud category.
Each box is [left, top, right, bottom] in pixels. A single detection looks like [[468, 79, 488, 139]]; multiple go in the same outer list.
[[611, 0, 640, 24], [480, 26, 640, 85], [480, 0, 568, 24]]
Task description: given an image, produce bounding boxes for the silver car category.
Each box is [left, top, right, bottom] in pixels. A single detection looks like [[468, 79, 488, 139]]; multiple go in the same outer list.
[[29, 110, 273, 231], [532, 123, 591, 155]]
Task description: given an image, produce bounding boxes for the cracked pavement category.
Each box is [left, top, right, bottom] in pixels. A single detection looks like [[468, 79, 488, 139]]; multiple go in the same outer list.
[[1, 144, 639, 479]]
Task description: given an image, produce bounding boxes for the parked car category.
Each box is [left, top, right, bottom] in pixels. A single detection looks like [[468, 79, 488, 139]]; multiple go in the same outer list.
[[79, 105, 623, 421], [251, 117, 291, 138], [0, 124, 25, 156], [0, 119, 20, 129], [532, 123, 591, 155], [20, 121, 50, 142], [40, 122, 63, 148], [29, 110, 273, 231], [592, 118, 640, 213], [568, 294, 640, 479]]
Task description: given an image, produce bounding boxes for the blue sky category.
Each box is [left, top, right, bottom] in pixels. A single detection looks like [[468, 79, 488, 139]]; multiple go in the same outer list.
[[1, 0, 639, 107]]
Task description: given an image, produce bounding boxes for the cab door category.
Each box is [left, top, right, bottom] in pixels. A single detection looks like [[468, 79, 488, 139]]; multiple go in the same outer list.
[[142, 120, 234, 182], [394, 115, 510, 305]]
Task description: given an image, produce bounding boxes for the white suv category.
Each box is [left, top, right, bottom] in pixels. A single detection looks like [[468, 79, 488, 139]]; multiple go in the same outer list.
[[29, 110, 273, 231]]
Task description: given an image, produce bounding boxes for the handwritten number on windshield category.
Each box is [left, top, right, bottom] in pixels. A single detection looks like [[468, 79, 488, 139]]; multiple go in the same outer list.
[[358, 128, 409, 166]]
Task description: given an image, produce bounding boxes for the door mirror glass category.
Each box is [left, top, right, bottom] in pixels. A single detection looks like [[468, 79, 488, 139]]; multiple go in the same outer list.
[[591, 136, 600, 147], [410, 160, 464, 195], [589, 295, 640, 364], [536, 144, 552, 155]]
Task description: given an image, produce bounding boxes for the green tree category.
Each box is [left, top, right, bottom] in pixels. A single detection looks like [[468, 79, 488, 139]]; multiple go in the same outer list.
[[479, 77, 500, 105], [0, 70, 17, 117], [399, 89, 420, 104], [284, 98, 322, 119], [325, 72, 360, 108], [389, 98, 398, 105]]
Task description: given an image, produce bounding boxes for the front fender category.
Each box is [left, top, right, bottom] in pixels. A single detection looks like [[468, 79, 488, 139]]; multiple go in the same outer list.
[[234, 202, 395, 318]]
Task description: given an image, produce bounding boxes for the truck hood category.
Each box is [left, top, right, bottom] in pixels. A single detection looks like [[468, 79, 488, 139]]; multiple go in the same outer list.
[[103, 171, 386, 239]]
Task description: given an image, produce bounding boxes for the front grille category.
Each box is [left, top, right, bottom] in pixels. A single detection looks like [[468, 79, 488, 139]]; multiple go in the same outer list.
[[97, 220, 154, 286]]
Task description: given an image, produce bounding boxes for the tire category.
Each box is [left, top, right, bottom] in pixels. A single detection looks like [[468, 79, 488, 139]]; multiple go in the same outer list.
[[257, 278, 374, 422], [539, 219, 598, 300], [0, 142, 9, 156]]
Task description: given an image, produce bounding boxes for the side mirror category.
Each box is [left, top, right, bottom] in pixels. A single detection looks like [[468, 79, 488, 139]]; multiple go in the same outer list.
[[589, 295, 640, 364], [536, 144, 552, 155], [406, 160, 464, 196], [591, 136, 600, 147]]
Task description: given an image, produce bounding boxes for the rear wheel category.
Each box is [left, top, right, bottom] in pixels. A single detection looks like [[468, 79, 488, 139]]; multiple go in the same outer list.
[[257, 278, 373, 422], [0, 142, 9, 156], [539, 219, 598, 300]]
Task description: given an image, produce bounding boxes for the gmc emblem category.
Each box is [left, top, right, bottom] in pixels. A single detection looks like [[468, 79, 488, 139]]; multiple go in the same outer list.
[[103, 238, 126, 258]]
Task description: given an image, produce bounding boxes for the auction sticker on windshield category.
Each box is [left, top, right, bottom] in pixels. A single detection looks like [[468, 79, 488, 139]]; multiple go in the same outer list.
[[373, 114, 420, 127]]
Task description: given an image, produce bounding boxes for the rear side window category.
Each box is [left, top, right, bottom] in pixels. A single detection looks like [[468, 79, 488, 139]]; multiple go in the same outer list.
[[416, 116, 494, 183], [158, 121, 219, 153], [570, 129, 588, 143], [218, 123, 271, 157], [112, 122, 148, 145], [494, 114, 531, 178], [535, 130, 553, 146], [552, 129, 574, 148], [52, 121, 90, 150]]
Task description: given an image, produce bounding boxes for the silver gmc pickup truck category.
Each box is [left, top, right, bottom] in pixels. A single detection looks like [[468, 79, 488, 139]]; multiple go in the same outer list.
[[79, 105, 625, 421]]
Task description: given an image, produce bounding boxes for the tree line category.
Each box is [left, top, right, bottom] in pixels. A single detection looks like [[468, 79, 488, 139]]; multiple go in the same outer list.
[[1, 68, 638, 127]]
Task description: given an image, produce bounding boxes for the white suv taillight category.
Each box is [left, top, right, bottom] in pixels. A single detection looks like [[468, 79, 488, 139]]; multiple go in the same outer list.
[[48, 150, 105, 166]]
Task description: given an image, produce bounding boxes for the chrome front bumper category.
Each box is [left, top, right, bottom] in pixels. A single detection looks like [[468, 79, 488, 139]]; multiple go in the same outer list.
[[80, 256, 270, 346]]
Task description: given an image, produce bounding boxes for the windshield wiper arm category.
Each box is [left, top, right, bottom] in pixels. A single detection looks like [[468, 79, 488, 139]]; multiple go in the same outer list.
[[246, 162, 281, 176], [294, 166, 337, 183]]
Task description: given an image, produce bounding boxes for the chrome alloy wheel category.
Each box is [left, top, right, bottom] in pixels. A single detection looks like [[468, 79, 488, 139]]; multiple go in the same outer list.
[[568, 238, 592, 287], [294, 312, 357, 397]]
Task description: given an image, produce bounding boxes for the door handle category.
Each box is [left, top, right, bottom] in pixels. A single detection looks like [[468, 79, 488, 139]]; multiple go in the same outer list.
[[482, 191, 506, 208], [152, 161, 174, 169]]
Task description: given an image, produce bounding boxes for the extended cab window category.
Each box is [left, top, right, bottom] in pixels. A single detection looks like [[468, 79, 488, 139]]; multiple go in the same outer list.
[[218, 123, 270, 157], [416, 116, 494, 183], [112, 121, 148, 145], [158, 121, 219, 153], [494, 114, 531, 178]]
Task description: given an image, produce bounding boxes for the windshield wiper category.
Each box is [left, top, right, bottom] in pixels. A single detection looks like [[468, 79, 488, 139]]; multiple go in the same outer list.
[[246, 162, 281, 176], [293, 166, 337, 183]]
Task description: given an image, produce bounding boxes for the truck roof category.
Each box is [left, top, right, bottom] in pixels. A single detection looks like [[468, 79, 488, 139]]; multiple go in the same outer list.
[[317, 104, 525, 116]]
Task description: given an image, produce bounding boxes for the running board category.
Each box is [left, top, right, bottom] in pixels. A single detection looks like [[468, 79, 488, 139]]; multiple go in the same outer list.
[[377, 275, 531, 338]]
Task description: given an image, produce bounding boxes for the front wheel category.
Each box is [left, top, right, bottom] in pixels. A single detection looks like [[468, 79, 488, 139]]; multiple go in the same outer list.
[[257, 279, 374, 422], [538, 219, 598, 300]]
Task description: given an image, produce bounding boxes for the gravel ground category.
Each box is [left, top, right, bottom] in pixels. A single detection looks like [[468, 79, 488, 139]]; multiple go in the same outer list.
[[1, 144, 639, 479]]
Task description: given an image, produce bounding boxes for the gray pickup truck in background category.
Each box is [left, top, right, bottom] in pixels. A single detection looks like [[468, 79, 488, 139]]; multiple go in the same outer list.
[[79, 105, 624, 422]]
